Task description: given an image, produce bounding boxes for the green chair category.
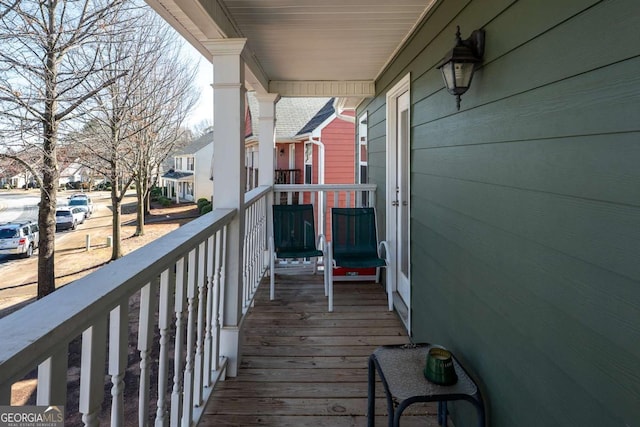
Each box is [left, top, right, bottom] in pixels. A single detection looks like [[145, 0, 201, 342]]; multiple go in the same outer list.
[[269, 204, 328, 305], [327, 207, 391, 312]]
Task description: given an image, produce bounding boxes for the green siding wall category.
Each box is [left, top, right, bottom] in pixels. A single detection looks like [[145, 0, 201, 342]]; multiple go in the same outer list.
[[358, 0, 640, 425]]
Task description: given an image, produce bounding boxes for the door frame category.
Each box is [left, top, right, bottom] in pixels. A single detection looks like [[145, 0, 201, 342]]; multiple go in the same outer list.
[[386, 73, 411, 333]]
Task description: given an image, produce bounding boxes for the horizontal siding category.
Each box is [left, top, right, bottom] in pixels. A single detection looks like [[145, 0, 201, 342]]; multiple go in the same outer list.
[[359, 0, 640, 425], [323, 118, 356, 184]]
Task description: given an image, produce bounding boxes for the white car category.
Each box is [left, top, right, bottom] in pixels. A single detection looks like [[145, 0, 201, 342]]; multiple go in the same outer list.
[[0, 221, 39, 258], [68, 196, 94, 218], [55, 207, 85, 231]]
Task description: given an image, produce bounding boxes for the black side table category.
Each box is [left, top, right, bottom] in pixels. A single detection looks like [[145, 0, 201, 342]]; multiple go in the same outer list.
[[367, 343, 485, 427]]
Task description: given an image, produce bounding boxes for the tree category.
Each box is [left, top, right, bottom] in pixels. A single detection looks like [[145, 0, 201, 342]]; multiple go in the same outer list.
[[127, 14, 198, 236], [0, 0, 128, 297], [75, 7, 197, 255]]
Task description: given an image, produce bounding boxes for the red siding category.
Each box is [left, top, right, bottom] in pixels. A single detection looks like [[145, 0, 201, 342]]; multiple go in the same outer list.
[[278, 116, 356, 241], [322, 117, 355, 186]]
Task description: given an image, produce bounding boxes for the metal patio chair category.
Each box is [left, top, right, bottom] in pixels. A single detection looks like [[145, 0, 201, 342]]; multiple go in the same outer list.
[[269, 204, 329, 307], [326, 207, 391, 312]]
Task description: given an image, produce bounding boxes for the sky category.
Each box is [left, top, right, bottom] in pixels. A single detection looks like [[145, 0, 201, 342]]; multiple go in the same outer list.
[[186, 60, 214, 129]]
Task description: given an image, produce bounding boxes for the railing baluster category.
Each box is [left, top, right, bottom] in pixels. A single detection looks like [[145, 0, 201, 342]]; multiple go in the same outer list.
[[346, 190, 352, 207], [79, 319, 108, 427], [212, 229, 224, 372], [155, 269, 172, 426], [138, 281, 157, 426], [242, 207, 250, 309], [219, 226, 228, 326], [37, 346, 68, 406], [170, 257, 187, 426], [194, 242, 207, 407], [181, 248, 198, 426], [204, 235, 215, 386], [108, 303, 128, 426]]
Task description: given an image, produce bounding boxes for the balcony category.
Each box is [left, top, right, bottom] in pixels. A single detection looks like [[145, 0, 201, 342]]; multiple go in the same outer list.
[[274, 169, 300, 185], [0, 184, 435, 426]]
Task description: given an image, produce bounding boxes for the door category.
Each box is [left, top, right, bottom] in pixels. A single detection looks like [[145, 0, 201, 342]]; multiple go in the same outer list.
[[395, 91, 410, 305], [386, 74, 411, 330]]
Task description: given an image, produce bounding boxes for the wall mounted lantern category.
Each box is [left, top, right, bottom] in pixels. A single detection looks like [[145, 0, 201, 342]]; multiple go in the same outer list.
[[437, 26, 485, 110]]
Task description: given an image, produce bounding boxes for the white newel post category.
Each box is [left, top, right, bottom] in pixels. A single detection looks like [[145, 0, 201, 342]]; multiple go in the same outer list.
[[207, 38, 247, 377]]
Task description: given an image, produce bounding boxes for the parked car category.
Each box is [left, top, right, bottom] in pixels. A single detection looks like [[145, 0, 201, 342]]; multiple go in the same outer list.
[[68, 196, 94, 218], [55, 207, 85, 231], [69, 193, 89, 199], [0, 221, 39, 258]]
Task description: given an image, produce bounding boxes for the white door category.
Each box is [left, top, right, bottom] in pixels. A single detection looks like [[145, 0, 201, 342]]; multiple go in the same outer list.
[[395, 91, 411, 304], [386, 74, 411, 330]]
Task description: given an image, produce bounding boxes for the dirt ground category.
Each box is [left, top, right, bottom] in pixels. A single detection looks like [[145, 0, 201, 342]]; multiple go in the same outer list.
[[0, 191, 199, 316]]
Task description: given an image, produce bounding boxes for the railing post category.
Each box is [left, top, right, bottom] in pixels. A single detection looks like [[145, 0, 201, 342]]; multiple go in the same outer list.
[[207, 38, 248, 377]]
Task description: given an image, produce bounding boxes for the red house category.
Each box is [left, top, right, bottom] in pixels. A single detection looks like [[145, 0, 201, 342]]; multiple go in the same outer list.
[[245, 94, 358, 192]]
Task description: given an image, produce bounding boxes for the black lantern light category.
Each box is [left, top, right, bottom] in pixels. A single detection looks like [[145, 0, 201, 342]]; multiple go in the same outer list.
[[437, 26, 485, 110]]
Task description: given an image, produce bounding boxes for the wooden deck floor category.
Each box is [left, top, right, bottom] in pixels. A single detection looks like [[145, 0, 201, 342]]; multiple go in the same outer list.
[[201, 274, 441, 426]]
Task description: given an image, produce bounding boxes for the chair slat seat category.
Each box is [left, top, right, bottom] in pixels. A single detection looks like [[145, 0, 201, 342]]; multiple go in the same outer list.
[[333, 254, 386, 268], [277, 248, 324, 259]]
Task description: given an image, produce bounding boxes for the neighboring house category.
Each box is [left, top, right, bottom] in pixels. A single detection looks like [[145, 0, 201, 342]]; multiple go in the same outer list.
[[58, 160, 85, 188], [0, 167, 25, 189], [245, 94, 356, 191], [161, 130, 213, 203]]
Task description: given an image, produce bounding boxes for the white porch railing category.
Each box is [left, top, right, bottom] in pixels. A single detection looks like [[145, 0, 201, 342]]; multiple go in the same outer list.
[[0, 208, 238, 426], [243, 185, 270, 312], [0, 183, 373, 426]]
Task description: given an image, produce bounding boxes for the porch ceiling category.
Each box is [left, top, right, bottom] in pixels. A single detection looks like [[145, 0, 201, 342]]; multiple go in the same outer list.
[[145, 0, 436, 99]]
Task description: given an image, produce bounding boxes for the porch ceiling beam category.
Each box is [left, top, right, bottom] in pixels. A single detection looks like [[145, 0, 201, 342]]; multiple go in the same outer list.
[[269, 80, 375, 98]]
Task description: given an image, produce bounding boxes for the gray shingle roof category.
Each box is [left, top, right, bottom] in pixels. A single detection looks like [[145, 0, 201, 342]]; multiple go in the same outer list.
[[296, 98, 335, 136], [180, 130, 213, 155], [246, 92, 331, 140], [162, 170, 194, 180]]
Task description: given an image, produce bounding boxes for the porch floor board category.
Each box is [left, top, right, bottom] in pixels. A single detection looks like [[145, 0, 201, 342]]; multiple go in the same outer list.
[[200, 274, 441, 426]]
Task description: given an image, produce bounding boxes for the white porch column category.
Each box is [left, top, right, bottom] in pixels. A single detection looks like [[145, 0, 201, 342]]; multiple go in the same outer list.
[[255, 93, 280, 186], [256, 93, 279, 254], [207, 38, 247, 377]]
